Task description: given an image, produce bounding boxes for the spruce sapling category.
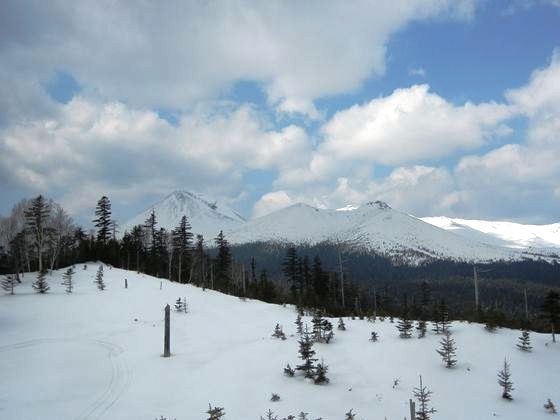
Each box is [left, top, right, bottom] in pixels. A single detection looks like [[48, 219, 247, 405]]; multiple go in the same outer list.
[[516, 330, 532, 352], [370, 331, 378, 342], [295, 326, 317, 379], [413, 375, 436, 420], [416, 320, 427, 338], [270, 393, 280, 402], [344, 409, 356, 419], [61, 267, 75, 293], [313, 359, 329, 385], [283, 364, 295, 377], [338, 318, 346, 331], [295, 314, 303, 335], [175, 297, 183, 312], [544, 398, 557, 414], [207, 404, 225, 419], [95, 265, 105, 291], [272, 323, 287, 340], [32, 269, 50, 294], [397, 315, 413, 339], [497, 358, 514, 400], [1, 274, 17, 294], [436, 330, 457, 368]]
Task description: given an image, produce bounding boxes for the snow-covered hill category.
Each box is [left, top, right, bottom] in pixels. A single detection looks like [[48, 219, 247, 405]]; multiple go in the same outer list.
[[225, 202, 550, 263], [1, 265, 558, 419], [421, 216, 560, 250], [121, 191, 245, 239]]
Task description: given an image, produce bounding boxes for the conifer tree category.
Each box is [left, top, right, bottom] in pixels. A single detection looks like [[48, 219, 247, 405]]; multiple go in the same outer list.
[[322, 318, 334, 343], [541, 290, 560, 343], [283, 247, 300, 299], [283, 363, 295, 377], [436, 330, 457, 368], [1, 274, 17, 294], [370, 331, 378, 342], [338, 317, 346, 331], [344, 409, 356, 420], [413, 375, 436, 420], [93, 196, 112, 245], [95, 265, 105, 291], [175, 297, 183, 312], [25, 195, 52, 272], [438, 299, 451, 333], [295, 314, 303, 335], [416, 320, 427, 338], [313, 359, 329, 385], [397, 314, 413, 339], [32, 269, 50, 293], [172, 215, 193, 284], [61, 267, 75, 293], [261, 409, 278, 420], [207, 404, 225, 419], [544, 399, 557, 414], [296, 326, 317, 378], [214, 231, 232, 292], [272, 323, 286, 340], [311, 310, 324, 342], [497, 358, 514, 400], [516, 330, 532, 352]]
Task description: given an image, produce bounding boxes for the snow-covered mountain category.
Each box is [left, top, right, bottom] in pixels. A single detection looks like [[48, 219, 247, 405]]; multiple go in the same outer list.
[[121, 191, 245, 239], [225, 201, 553, 263], [421, 216, 560, 250]]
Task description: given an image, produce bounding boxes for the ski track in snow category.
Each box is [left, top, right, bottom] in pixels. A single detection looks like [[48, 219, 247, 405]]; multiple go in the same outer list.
[[0, 337, 131, 420]]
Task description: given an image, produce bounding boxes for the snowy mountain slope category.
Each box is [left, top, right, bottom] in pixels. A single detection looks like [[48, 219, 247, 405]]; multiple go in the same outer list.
[[421, 216, 560, 250], [226, 202, 548, 263], [1, 265, 559, 419], [121, 191, 245, 239]]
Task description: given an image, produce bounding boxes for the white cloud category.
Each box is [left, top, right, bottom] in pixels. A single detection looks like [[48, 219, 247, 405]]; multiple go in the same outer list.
[[0, 0, 478, 118]]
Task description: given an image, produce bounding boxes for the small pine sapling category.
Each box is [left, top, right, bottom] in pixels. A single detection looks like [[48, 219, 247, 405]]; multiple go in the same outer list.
[[344, 409, 356, 419], [61, 267, 75, 293], [416, 320, 427, 338], [296, 326, 317, 378], [338, 317, 346, 331], [270, 393, 280, 402], [175, 297, 183, 312], [207, 404, 225, 420], [436, 330, 457, 368], [497, 358, 514, 400], [95, 265, 105, 291], [1, 274, 17, 295], [322, 319, 334, 343], [32, 269, 50, 294], [297, 413, 309, 420], [370, 331, 379, 342], [311, 310, 324, 342], [392, 378, 400, 389], [313, 359, 329, 385], [544, 398, 557, 414], [397, 316, 413, 339], [260, 409, 277, 420], [272, 323, 287, 340], [295, 314, 303, 335], [413, 375, 436, 420], [516, 330, 532, 352], [284, 364, 295, 377]]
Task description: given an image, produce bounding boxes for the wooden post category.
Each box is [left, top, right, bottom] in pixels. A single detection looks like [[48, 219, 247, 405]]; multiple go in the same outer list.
[[163, 304, 171, 357], [125, 278, 128, 289], [409, 399, 416, 420]]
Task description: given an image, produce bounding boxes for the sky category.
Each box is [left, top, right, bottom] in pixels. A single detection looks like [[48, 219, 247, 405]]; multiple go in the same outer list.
[[1, 0, 560, 226]]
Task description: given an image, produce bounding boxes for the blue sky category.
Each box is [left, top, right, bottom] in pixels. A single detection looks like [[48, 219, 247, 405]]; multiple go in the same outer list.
[[1, 0, 559, 225]]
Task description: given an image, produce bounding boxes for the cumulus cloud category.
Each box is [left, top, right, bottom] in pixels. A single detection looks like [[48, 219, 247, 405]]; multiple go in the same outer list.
[[0, 0, 478, 119]]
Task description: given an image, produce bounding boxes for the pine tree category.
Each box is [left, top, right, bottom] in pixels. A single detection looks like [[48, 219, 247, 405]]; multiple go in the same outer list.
[[296, 326, 317, 379], [283, 247, 300, 299], [338, 317, 346, 331], [214, 231, 232, 292], [61, 267, 75, 293], [272, 323, 286, 340], [438, 299, 451, 333], [497, 358, 514, 400], [344, 409, 356, 420], [516, 330, 532, 352], [283, 363, 295, 377], [261, 409, 278, 420], [1, 274, 17, 294], [413, 375, 436, 420], [436, 330, 457, 368], [311, 310, 324, 342], [397, 314, 413, 339], [295, 314, 303, 335], [416, 320, 427, 338], [207, 404, 225, 419], [313, 359, 329, 385], [25, 195, 52, 272], [32, 269, 50, 293], [175, 297, 183, 312], [544, 398, 557, 414], [322, 318, 334, 343], [370, 331, 378, 342], [95, 265, 105, 291], [542, 290, 560, 343], [93, 196, 112, 245], [172, 215, 193, 284]]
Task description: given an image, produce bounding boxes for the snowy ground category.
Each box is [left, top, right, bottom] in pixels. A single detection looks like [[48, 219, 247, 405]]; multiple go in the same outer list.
[[1, 264, 558, 420]]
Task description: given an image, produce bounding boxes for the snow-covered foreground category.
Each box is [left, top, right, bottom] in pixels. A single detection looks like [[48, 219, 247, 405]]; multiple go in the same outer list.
[[1, 265, 558, 420]]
